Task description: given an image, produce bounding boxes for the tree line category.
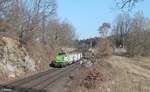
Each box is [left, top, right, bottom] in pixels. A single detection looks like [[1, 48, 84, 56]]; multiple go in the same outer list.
[[112, 12, 150, 56], [0, 0, 75, 49]]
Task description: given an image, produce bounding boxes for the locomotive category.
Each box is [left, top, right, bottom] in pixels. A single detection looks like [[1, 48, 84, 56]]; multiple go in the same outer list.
[[50, 49, 83, 67]]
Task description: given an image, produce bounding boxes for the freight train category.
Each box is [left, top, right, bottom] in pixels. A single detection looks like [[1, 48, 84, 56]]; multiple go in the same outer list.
[[50, 50, 83, 67]]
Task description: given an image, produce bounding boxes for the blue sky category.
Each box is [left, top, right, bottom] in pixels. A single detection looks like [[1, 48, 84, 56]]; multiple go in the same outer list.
[[57, 0, 150, 39]]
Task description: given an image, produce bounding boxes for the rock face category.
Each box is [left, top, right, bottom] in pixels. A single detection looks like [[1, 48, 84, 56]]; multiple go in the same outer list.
[[0, 37, 36, 80]]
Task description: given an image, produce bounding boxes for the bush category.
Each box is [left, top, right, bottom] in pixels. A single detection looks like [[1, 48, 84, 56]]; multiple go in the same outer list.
[[81, 68, 106, 89], [127, 30, 150, 57], [96, 39, 113, 58]]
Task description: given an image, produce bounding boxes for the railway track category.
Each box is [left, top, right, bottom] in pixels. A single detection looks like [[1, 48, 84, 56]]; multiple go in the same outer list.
[[1, 63, 79, 92]]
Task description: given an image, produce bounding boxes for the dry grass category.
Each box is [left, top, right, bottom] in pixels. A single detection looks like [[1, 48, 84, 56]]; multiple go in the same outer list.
[[69, 56, 150, 92], [68, 59, 114, 92], [98, 56, 150, 92]]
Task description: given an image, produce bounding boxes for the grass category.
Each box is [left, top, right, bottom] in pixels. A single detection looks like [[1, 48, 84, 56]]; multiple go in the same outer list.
[[68, 55, 150, 92]]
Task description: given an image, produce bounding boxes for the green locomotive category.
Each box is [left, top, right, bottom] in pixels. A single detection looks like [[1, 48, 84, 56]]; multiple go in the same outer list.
[[51, 51, 83, 67]]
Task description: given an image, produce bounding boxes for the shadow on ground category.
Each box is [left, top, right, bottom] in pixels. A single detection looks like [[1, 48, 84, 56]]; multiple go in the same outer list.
[[0, 85, 46, 92]]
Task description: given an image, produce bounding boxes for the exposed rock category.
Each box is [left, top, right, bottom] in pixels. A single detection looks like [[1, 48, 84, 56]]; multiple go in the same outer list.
[[0, 37, 37, 80]]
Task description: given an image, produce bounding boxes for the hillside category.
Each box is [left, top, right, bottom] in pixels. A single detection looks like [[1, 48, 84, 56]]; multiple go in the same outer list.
[[0, 37, 37, 81]]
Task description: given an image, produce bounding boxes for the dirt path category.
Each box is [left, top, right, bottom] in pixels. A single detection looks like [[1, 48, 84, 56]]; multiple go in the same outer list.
[[99, 56, 150, 92]]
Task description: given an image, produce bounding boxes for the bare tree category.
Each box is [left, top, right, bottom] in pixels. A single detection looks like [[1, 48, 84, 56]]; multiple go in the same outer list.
[[0, 0, 12, 32], [126, 12, 150, 56], [112, 12, 131, 48], [46, 20, 76, 48], [0, 0, 11, 18], [3, 0, 57, 46], [46, 20, 61, 47], [98, 22, 111, 38], [115, 0, 143, 10], [97, 22, 112, 58], [61, 21, 76, 46]]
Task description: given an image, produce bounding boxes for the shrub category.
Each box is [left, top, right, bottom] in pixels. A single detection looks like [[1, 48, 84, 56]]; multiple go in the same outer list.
[[96, 39, 113, 58], [127, 30, 150, 57], [81, 68, 106, 89]]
